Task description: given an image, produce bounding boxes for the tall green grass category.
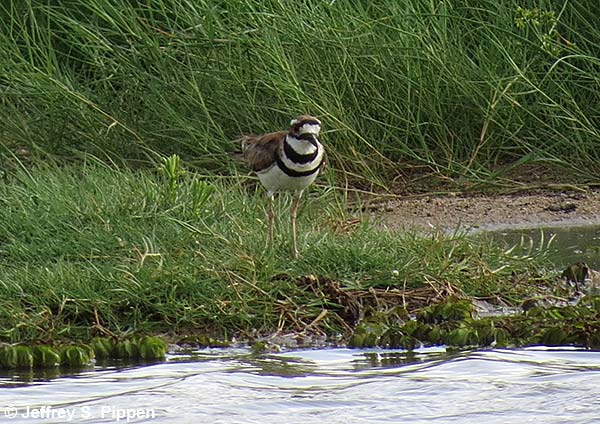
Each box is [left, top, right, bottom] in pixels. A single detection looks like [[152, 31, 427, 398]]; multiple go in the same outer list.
[[0, 163, 550, 342], [1, 0, 599, 183]]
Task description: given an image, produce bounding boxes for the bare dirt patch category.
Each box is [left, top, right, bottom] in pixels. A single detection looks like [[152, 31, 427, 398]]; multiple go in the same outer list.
[[376, 190, 600, 232]]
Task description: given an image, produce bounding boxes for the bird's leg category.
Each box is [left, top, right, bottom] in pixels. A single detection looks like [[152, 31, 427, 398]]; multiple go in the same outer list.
[[267, 192, 275, 247], [290, 190, 303, 258]]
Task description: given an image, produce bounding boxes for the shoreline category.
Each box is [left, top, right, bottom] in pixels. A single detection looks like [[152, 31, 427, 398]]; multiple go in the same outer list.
[[377, 190, 600, 232]]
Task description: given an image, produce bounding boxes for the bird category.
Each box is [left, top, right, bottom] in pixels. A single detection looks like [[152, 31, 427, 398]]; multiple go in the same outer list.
[[240, 115, 325, 258]]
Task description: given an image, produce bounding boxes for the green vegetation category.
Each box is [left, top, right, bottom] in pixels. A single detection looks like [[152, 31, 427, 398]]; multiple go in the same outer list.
[[2, 1, 600, 185], [350, 295, 600, 349], [0, 163, 557, 345], [1, 2, 599, 354], [0, 336, 167, 369]]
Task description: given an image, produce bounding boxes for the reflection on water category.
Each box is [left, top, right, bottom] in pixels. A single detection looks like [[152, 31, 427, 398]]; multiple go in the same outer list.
[[481, 225, 600, 269], [1, 347, 599, 423]]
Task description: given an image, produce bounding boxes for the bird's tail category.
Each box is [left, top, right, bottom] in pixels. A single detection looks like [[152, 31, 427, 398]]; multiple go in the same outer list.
[[230, 135, 254, 161], [236, 135, 255, 152]]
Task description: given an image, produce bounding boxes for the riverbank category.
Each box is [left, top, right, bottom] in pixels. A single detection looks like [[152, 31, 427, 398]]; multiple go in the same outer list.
[[2, 163, 599, 353]]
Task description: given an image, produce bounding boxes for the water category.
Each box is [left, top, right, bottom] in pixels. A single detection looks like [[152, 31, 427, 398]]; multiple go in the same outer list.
[[480, 224, 600, 269], [1, 347, 599, 423]]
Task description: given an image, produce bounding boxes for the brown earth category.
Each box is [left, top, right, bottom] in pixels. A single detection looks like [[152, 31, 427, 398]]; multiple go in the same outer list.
[[373, 190, 600, 232]]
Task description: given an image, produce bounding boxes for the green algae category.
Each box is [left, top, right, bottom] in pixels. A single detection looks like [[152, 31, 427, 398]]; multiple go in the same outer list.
[[0, 336, 168, 370], [32, 345, 61, 368], [349, 296, 600, 350], [90, 337, 115, 360], [0, 345, 34, 369], [59, 345, 94, 368], [176, 335, 231, 348], [138, 336, 168, 360]]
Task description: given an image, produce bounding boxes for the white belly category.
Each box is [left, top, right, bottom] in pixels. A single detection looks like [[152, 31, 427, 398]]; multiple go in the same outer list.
[[257, 165, 320, 195]]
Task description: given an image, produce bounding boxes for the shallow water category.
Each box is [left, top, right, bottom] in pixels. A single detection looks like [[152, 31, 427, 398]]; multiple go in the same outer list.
[[481, 224, 600, 269], [1, 347, 599, 423]]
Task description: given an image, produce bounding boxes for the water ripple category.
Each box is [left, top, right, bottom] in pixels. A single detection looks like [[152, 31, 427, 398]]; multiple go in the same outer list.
[[0, 347, 598, 423]]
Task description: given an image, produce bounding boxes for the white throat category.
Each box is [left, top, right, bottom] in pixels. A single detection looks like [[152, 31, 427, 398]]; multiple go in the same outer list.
[[286, 135, 317, 155]]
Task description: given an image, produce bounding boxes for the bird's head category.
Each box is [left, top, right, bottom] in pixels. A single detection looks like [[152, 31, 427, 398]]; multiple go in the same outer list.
[[289, 115, 321, 136]]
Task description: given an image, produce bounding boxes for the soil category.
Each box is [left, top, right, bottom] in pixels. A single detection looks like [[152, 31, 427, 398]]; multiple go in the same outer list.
[[374, 190, 600, 232]]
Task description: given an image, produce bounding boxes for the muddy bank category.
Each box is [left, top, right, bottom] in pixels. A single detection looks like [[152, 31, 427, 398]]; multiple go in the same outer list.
[[378, 190, 600, 232]]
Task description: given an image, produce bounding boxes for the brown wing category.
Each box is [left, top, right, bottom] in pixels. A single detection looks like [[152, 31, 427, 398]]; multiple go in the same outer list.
[[240, 131, 286, 172]]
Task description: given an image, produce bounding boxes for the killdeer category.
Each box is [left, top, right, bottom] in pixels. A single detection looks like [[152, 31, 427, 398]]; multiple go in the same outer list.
[[240, 115, 325, 258]]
